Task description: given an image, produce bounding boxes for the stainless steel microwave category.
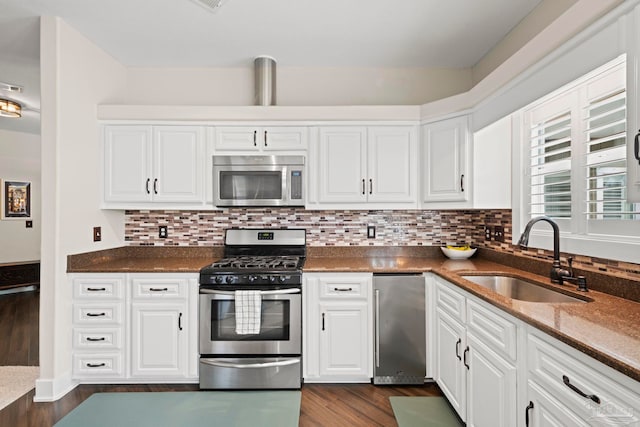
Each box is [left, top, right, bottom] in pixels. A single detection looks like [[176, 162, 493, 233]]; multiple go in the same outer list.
[[212, 155, 305, 207]]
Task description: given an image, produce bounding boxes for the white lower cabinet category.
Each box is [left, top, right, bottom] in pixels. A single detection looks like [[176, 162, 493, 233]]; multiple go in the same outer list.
[[434, 277, 518, 426], [303, 273, 373, 382], [525, 328, 640, 427], [71, 273, 198, 383]]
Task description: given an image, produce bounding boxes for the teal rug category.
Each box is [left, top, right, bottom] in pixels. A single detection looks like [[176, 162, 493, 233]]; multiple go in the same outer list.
[[390, 396, 463, 427], [54, 391, 301, 427]]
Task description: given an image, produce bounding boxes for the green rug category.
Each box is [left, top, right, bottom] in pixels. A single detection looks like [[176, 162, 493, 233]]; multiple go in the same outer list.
[[54, 391, 301, 427], [390, 396, 463, 427]]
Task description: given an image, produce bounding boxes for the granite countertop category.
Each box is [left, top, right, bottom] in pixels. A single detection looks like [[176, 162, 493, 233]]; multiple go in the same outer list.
[[67, 246, 640, 383]]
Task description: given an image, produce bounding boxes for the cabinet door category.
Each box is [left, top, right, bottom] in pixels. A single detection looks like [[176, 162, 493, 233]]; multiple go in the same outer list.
[[319, 302, 370, 378], [262, 127, 308, 151], [214, 127, 260, 151], [422, 116, 469, 202], [367, 126, 417, 203], [152, 126, 204, 203], [435, 308, 467, 421], [104, 126, 152, 202], [130, 302, 187, 378], [527, 381, 586, 427], [317, 127, 367, 203], [466, 332, 517, 427]]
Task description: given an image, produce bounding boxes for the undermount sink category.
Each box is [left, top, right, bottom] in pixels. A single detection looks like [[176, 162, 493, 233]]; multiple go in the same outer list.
[[460, 274, 588, 303]]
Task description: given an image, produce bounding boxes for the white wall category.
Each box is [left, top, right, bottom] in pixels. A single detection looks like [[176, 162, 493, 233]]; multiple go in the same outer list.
[[124, 66, 473, 106], [37, 16, 128, 401], [0, 129, 40, 263]]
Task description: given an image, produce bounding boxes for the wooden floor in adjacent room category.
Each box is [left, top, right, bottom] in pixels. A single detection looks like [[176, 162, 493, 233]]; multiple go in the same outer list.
[[0, 289, 443, 427]]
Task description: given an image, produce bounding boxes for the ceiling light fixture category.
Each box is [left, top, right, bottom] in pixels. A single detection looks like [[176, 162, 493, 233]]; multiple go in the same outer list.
[[0, 99, 22, 118], [190, 0, 229, 13]]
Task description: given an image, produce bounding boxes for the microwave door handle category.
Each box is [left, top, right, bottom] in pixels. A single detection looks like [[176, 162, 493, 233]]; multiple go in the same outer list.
[[199, 288, 301, 295]]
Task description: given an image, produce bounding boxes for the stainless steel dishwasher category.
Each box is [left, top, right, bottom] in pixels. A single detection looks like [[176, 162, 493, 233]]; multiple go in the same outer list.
[[373, 274, 426, 385]]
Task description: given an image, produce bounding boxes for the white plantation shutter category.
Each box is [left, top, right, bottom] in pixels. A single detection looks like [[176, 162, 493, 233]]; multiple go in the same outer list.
[[584, 88, 640, 220], [529, 111, 573, 219]]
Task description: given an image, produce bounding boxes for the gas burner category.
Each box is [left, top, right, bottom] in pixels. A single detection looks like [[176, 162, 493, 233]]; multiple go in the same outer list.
[[210, 255, 302, 271]]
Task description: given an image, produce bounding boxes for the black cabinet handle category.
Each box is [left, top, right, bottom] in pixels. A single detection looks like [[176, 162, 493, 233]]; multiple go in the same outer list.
[[153, 178, 158, 194], [463, 346, 469, 369], [146, 178, 150, 194], [149, 287, 168, 292], [86, 363, 106, 368], [369, 178, 373, 195], [455, 338, 461, 360], [86, 312, 106, 317], [460, 174, 465, 192], [562, 375, 600, 404], [635, 129, 640, 164], [333, 287, 353, 292], [321, 313, 325, 331], [253, 130, 257, 146], [362, 179, 365, 195], [87, 287, 106, 292], [525, 401, 534, 427], [264, 130, 268, 147], [178, 312, 183, 331], [86, 337, 106, 342]]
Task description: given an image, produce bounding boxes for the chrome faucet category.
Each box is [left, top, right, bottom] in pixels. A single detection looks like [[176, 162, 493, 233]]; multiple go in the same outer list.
[[517, 216, 588, 291]]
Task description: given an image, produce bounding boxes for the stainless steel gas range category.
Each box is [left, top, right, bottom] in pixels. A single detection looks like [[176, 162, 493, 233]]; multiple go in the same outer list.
[[198, 228, 305, 390]]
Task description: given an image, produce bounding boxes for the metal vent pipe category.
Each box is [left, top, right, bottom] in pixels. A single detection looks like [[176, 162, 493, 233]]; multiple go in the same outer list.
[[254, 56, 276, 106]]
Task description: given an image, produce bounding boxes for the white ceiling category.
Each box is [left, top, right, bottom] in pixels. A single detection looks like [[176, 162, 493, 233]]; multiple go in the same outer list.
[[0, 0, 543, 134]]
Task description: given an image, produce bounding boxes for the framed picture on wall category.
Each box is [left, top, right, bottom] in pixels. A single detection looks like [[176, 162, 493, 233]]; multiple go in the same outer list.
[[2, 180, 31, 219]]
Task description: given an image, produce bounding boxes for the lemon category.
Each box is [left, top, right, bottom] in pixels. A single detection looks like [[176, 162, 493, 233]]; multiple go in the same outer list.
[[446, 245, 471, 251]]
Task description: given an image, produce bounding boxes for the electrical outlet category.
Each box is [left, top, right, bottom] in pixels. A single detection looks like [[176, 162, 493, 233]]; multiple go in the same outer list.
[[93, 226, 101, 242], [25, 220, 33, 228], [494, 226, 504, 242], [484, 226, 492, 240], [367, 225, 376, 239], [159, 226, 168, 239]]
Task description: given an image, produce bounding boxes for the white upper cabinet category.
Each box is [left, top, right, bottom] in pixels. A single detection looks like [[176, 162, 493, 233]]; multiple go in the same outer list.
[[214, 126, 308, 152], [472, 115, 512, 209], [104, 126, 153, 203], [314, 126, 417, 208], [103, 125, 205, 207], [421, 115, 470, 205]]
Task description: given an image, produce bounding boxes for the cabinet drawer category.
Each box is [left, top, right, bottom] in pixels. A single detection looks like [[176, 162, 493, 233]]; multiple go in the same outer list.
[[130, 277, 188, 299], [73, 353, 123, 378], [72, 275, 125, 300], [319, 277, 370, 299], [435, 279, 466, 322], [466, 299, 517, 361], [73, 303, 123, 325], [527, 332, 640, 423], [73, 328, 122, 350]]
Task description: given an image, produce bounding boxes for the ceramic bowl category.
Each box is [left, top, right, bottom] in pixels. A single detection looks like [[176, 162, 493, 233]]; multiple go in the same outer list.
[[440, 246, 477, 260]]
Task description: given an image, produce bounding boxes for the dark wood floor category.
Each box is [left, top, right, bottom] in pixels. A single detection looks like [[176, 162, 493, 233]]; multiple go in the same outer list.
[[0, 289, 39, 366], [0, 289, 442, 426]]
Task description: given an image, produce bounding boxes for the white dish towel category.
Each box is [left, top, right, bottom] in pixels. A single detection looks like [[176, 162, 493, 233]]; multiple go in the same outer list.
[[235, 290, 262, 335]]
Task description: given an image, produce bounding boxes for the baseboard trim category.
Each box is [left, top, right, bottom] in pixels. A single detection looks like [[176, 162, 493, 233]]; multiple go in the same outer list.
[[34, 373, 77, 402]]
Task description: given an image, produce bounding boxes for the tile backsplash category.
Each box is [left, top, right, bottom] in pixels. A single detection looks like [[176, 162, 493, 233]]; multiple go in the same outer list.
[[124, 208, 640, 280]]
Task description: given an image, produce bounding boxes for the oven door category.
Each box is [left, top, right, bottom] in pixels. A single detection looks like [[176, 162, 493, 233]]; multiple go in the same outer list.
[[199, 288, 301, 356]]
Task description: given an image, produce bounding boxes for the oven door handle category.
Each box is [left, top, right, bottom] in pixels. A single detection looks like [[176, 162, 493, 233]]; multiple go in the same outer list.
[[199, 288, 301, 295], [200, 358, 300, 369]]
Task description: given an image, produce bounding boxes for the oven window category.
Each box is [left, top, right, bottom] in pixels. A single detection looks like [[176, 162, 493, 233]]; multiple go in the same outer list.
[[210, 299, 290, 341], [219, 171, 282, 200]]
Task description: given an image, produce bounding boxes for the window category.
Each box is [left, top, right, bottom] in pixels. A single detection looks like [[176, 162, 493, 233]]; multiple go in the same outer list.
[[518, 56, 640, 263]]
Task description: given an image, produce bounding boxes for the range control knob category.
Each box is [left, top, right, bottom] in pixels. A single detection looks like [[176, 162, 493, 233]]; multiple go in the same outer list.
[[269, 276, 277, 284], [279, 276, 287, 283], [248, 275, 258, 283], [226, 276, 237, 284], [214, 276, 224, 284]]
